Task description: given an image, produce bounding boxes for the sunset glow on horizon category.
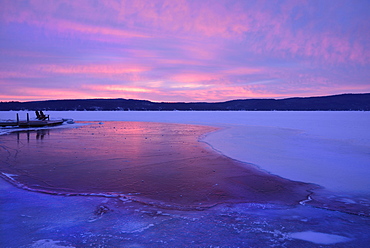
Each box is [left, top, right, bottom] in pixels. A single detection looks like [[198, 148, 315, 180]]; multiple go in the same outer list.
[[0, 0, 369, 102]]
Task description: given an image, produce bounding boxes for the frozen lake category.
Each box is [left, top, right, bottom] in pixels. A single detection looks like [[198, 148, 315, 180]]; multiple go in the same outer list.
[[1, 111, 369, 247], [3, 111, 369, 193]]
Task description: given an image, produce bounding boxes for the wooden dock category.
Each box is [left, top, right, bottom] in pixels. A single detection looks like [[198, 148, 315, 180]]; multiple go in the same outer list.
[[0, 113, 65, 128]]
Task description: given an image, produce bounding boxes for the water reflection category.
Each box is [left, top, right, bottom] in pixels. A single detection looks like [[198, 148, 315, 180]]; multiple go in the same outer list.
[[0, 121, 316, 209], [15, 129, 50, 142], [36, 130, 49, 140]]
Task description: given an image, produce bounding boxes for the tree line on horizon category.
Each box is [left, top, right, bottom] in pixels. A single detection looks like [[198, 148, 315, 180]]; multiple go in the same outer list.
[[0, 93, 369, 111]]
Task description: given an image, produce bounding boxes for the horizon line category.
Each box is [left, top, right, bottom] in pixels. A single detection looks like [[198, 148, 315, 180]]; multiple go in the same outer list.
[[1, 92, 369, 104]]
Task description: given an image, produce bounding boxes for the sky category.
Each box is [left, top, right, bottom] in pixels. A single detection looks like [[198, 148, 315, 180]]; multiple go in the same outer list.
[[0, 0, 369, 102]]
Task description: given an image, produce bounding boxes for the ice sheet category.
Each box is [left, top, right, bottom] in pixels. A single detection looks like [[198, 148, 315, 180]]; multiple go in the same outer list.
[[3, 111, 368, 193], [203, 125, 370, 193]]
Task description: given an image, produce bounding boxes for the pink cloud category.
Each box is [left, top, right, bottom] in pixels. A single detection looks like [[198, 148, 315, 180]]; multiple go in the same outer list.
[[0, 71, 43, 79], [1, 0, 368, 102], [51, 20, 148, 39], [0, 85, 95, 101], [170, 73, 218, 84], [167, 67, 263, 87], [222, 67, 263, 75], [3, 0, 367, 64], [84, 85, 157, 93], [163, 85, 279, 102], [38, 64, 150, 75]]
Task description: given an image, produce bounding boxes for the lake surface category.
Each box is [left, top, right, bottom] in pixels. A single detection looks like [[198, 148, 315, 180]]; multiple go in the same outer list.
[[0, 111, 369, 247]]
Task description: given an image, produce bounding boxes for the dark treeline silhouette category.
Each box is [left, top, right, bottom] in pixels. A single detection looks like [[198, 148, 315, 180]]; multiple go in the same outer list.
[[0, 93, 369, 111]]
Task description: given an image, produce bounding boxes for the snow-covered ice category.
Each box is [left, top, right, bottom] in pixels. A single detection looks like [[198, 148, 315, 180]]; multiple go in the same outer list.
[[288, 231, 352, 245]]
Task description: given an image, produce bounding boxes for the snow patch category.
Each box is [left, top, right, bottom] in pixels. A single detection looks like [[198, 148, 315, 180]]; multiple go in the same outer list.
[[289, 231, 352, 245], [30, 239, 75, 248]]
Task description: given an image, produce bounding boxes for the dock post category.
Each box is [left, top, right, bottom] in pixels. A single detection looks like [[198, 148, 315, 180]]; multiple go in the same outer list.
[[16, 113, 19, 125], [27, 113, 30, 123]]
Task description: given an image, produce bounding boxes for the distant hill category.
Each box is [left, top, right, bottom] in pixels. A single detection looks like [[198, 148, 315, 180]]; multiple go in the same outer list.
[[0, 93, 369, 111]]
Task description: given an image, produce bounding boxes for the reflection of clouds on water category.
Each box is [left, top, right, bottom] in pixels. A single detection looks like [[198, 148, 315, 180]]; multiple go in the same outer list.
[[0, 121, 316, 209]]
